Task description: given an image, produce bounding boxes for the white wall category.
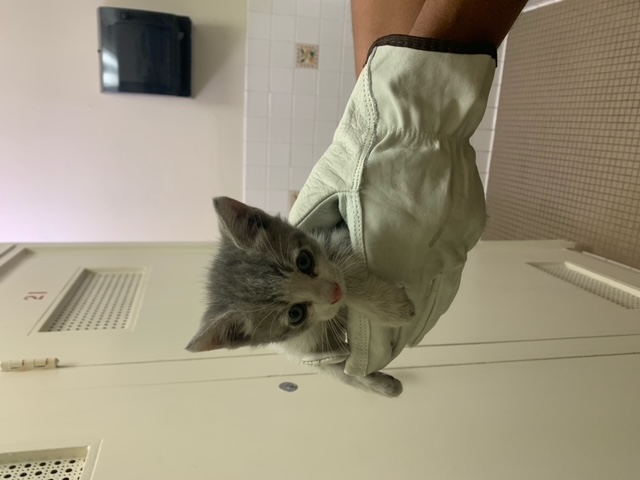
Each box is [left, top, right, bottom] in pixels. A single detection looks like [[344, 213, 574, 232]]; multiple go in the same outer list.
[[243, 0, 506, 215], [0, 0, 246, 242]]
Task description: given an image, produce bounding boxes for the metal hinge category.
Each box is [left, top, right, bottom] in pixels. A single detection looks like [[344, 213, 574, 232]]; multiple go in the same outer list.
[[0, 358, 59, 372]]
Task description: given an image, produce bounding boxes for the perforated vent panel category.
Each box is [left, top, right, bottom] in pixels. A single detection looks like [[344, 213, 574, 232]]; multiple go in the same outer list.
[[0, 447, 87, 480], [531, 262, 640, 310], [40, 269, 145, 332], [0, 457, 84, 480]]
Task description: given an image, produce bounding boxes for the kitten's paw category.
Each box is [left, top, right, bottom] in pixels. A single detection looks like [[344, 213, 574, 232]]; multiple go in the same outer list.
[[366, 372, 403, 397], [383, 286, 415, 326], [398, 286, 415, 318]]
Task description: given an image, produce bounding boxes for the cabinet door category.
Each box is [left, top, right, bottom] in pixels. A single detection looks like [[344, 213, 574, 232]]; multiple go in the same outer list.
[[0, 355, 638, 480], [1, 241, 639, 369], [0, 243, 263, 366], [422, 241, 640, 345]]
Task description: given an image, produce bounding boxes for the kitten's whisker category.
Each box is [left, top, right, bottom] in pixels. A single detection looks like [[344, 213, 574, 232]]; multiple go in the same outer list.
[[261, 237, 278, 266], [322, 323, 329, 353], [249, 305, 280, 339], [328, 317, 345, 348]]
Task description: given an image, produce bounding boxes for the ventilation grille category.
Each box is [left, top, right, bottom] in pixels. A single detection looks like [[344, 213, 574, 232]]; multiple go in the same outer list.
[[531, 262, 640, 310], [40, 269, 145, 332], [0, 448, 86, 480]]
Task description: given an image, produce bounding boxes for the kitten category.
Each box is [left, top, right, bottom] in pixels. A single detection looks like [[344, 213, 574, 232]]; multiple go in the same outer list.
[[186, 197, 415, 397]]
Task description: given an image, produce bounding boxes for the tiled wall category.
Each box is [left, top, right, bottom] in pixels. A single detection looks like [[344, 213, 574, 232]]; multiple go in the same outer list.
[[484, 0, 640, 269], [243, 0, 355, 215], [474, 0, 562, 192], [243, 0, 505, 215]]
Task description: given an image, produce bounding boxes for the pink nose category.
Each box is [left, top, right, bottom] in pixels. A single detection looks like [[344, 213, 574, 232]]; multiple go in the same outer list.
[[331, 284, 342, 304]]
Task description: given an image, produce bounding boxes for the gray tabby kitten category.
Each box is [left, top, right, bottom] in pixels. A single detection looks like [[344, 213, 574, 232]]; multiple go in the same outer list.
[[186, 197, 415, 397]]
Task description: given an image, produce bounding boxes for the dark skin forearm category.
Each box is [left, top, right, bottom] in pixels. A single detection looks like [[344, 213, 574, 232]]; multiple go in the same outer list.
[[351, 0, 427, 76], [351, 0, 527, 76], [409, 0, 528, 45]]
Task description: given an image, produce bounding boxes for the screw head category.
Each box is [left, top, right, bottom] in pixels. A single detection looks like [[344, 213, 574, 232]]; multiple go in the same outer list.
[[279, 381, 298, 392]]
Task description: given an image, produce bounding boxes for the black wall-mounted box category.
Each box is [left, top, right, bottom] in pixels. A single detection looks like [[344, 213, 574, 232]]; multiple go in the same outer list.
[[98, 7, 192, 97]]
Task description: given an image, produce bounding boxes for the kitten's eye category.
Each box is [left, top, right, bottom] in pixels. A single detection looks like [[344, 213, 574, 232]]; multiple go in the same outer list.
[[296, 250, 315, 275], [288, 304, 308, 325]]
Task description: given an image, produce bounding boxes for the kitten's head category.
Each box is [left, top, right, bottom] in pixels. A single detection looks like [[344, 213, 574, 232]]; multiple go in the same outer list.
[[186, 196, 345, 352]]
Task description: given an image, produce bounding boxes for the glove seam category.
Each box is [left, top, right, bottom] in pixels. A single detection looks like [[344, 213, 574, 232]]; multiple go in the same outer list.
[[341, 121, 468, 144]]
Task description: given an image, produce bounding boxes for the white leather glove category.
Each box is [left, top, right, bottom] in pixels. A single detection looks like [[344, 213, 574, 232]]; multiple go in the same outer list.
[[289, 35, 496, 377]]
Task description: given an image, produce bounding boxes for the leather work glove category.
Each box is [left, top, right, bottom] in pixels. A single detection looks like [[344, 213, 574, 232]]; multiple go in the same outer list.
[[289, 35, 496, 377]]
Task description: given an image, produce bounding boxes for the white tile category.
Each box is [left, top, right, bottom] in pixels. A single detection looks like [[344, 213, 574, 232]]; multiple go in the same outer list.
[[246, 91, 269, 117], [246, 116, 268, 142], [475, 151, 491, 173], [317, 70, 340, 96], [270, 67, 294, 93], [269, 118, 292, 143], [344, 2, 352, 25], [478, 107, 497, 130], [244, 189, 267, 209], [270, 93, 293, 118], [291, 143, 313, 166], [271, 15, 296, 42], [321, 0, 345, 19], [495, 62, 505, 85], [523, 0, 564, 11], [488, 86, 500, 107], [339, 72, 355, 97], [293, 94, 316, 120], [338, 95, 349, 117], [319, 46, 341, 71], [343, 21, 354, 47], [297, 0, 321, 17], [272, 0, 296, 14], [470, 129, 493, 151], [313, 143, 328, 162], [268, 166, 290, 190], [246, 65, 269, 92], [295, 16, 320, 44], [247, 38, 270, 66], [290, 167, 311, 189], [480, 173, 489, 194], [248, 0, 272, 13], [320, 19, 343, 47], [246, 141, 268, 165], [314, 120, 336, 146], [294, 69, 318, 95], [316, 96, 339, 121], [268, 142, 291, 166], [314, 138, 332, 157], [267, 190, 290, 215], [246, 166, 268, 189], [247, 12, 271, 39], [498, 41, 507, 63], [292, 119, 315, 144], [270, 41, 295, 68], [341, 47, 355, 72]]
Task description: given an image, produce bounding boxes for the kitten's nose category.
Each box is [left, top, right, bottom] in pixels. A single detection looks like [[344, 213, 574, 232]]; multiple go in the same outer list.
[[331, 284, 342, 304]]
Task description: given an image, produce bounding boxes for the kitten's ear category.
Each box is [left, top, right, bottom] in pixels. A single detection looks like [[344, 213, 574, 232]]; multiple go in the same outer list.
[[185, 312, 249, 352], [213, 196, 270, 249]]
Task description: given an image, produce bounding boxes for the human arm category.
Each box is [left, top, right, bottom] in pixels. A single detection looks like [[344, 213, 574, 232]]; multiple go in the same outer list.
[[351, 0, 527, 75]]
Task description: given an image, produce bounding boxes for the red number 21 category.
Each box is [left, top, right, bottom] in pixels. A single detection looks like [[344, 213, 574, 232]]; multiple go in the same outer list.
[[24, 291, 47, 301]]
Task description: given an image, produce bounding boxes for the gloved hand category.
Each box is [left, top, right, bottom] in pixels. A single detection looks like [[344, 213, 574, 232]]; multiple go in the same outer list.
[[289, 35, 496, 377]]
